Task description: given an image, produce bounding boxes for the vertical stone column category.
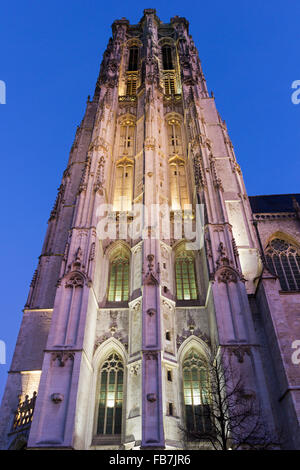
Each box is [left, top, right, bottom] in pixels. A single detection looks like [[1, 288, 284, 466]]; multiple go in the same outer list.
[[141, 9, 165, 448]]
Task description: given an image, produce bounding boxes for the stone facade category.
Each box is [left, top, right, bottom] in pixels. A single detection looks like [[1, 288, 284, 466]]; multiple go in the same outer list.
[[0, 9, 299, 450]]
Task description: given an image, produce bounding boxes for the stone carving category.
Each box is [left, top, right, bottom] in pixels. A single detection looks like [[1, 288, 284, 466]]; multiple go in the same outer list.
[[216, 241, 233, 270], [176, 316, 210, 349], [78, 156, 91, 193], [144, 351, 158, 360], [228, 346, 251, 363], [147, 393, 157, 402], [217, 268, 238, 284], [144, 137, 156, 150], [193, 154, 206, 189], [129, 363, 141, 376], [132, 300, 141, 312], [51, 352, 75, 367], [89, 242, 95, 261], [51, 393, 64, 404], [49, 183, 65, 220], [65, 273, 84, 288], [143, 254, 159, 285], [147, 308, 156, 317], [93, 157, 105, 194], [94, 313, 128, 352], [94, 332, 128, 352]]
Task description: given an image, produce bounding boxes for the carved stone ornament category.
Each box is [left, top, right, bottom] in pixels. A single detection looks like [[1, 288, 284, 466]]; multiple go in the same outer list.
[[147, 308, 156, 317], [176, 327, 210, 349], [144, 351, 158, 361], [129, 363, 141, 376], [51, 393, 64, 404], [94, 321, 129, 352], [143, 254, 159, 285], [217, 268, 238, 284], [147, 393, 157, 402], [228, 346, 251, 363], [51, 351, 75, 367], [65, 274, 85, 288]]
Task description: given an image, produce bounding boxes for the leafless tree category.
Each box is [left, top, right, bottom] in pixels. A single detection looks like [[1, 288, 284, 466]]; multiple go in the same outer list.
[[181, 349, 280, 450]]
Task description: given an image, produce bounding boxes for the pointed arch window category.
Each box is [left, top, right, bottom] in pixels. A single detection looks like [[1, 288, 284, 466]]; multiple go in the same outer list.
[[162, 46, 174, 70], [175, 250, 197, 300], [168, 122, 182, 154], [183, 349, 211, 433], [265, 238, 300, 291], [108, 255, 129, 302], [126, 75, 137, 96], [97, 352, 124, 435], [169, 156, 189, 211], [164, 75, 176, 95], [119, 124, 135, 157], [113, 157, 134, 212], [128, 46, 139, 71]]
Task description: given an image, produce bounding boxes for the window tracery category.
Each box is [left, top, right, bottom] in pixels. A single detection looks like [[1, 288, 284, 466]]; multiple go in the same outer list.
[[96, 352, 124, 435], [265, 238, 300, 291], [182, 349, 211, 433]]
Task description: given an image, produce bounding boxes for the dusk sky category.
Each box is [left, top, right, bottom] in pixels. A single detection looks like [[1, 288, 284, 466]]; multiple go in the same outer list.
[[0, 0, 299, 401]]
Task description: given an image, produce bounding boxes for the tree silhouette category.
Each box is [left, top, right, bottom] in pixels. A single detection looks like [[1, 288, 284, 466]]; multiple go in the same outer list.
[[181, 349, 280, 450]]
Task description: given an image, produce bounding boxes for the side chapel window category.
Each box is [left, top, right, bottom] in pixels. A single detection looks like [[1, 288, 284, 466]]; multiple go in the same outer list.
[[265, 238, 300, 291], [183, 349, 211, 433], [97, 352, 124, 435]]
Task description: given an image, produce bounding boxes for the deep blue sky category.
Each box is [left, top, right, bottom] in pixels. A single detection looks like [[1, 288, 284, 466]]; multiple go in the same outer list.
[[0, 1, 299, 402]]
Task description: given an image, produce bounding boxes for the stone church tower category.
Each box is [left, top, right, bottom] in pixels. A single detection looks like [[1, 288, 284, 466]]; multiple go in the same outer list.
[[0, 9, 299, 450]]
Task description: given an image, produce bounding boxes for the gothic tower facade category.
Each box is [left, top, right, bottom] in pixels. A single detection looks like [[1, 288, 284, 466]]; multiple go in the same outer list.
[[1, 9, 299, 450]]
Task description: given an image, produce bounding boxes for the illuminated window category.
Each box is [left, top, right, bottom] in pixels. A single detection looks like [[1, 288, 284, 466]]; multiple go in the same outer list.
[[175, 251, 197, 300], [169, 155, 190, 211], [113, 157, 134, 211], [164, 76, 175, 95], [113, 122, 135, 212], [265, 238, 300, 291], [183, 349, 211, 433], [97, 352, 124, 435], [168, 122, 182, 154], [108, 256, 129, 302], [128, 47, 138, 71], [126, 75, 137, 96], [120, 124, 135, 156], [162, 46, 173, 70]]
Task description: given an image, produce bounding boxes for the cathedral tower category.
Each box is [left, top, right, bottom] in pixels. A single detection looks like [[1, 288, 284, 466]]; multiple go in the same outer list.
[[1, 9, 299, 450]]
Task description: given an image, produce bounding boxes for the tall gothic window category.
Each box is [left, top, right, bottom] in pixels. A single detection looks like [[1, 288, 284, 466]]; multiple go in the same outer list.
[[108, 256, 129, 302], [119, 124, 135, 157], [128, 47, 138, 71], [168, 122, 182, 155], [162, 46, 174, 70], [126, 75, 137, 96], [183, 349, 211, 433], [169, 157, 189, 211], [164, 75, 176, 95], [265, 238, 300, 291], [113, 121, 135, 212], [175, 250, 197, 300], [113, 157, 134, 212], [97, 352, 124, 435]]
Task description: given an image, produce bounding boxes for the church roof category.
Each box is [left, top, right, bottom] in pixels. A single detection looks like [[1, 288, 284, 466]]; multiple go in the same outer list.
[[249, 193, 300, 213]]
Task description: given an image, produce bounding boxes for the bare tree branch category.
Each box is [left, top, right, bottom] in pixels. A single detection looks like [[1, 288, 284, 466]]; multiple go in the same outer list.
[[180, 349, 281, 450]]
